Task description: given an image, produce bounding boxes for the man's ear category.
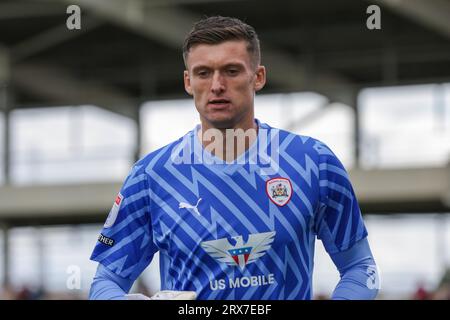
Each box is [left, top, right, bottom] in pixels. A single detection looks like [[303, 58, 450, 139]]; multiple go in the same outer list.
[[184, 70, 193, 95], [254, 65, 266, 92]]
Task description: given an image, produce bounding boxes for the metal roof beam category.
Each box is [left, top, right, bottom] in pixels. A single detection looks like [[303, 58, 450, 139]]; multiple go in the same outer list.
[[12, 63, 137, 118], [11, 16, 103, 62], [42, 0, 356, 105], [373, 0, 450, 39]]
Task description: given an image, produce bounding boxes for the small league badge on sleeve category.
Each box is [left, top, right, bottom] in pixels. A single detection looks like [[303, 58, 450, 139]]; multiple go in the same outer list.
[[104, 193, 123, 228]]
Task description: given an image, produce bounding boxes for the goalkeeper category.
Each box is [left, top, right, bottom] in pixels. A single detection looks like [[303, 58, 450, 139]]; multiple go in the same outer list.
[[89, 16, 379, 300]]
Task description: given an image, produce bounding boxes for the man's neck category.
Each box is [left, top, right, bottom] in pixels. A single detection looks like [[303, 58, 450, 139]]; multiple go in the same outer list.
[[198, 119, 258, 162]]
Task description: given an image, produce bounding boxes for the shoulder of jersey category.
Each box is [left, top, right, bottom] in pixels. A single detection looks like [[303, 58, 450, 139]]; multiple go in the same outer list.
[[269, 124, 322, 156]]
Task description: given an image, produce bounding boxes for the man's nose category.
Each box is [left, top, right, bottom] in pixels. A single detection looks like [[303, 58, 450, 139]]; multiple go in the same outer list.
[[211, 72, 225, 94]]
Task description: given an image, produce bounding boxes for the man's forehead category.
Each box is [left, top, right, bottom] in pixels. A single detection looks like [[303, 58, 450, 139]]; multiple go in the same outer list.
[[186, 40, 252, 67], [189, 39, 248, 50]]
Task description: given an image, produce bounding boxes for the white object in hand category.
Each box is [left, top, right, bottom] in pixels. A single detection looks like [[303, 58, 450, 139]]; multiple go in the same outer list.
[[150, 290, 197, 300], [124, 290, 196, 300], [124, 293, 151, 300]]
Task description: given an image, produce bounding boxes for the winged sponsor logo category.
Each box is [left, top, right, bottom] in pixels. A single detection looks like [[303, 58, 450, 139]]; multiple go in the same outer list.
[[201, 231, 276, 270]]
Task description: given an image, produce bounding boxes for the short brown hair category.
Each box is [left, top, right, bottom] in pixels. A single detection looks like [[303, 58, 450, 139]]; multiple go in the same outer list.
[[182, 16, 261, 69]]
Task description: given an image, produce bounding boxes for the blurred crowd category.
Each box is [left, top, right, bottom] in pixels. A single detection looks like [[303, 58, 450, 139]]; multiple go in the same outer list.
[[0, 269, 449, 300], [411, 268, 450, 300], [0, 277, 152, 300], [0, 284, 84, 300], [313, 267, 450, 300]]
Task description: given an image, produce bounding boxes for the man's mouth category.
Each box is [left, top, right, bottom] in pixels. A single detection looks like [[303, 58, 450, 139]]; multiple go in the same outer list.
[[208, 99, 231, 106]]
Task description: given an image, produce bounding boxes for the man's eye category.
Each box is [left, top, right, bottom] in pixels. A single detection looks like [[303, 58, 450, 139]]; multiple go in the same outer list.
[[197, 70, 209, 77], [227, 69, 239, 75]]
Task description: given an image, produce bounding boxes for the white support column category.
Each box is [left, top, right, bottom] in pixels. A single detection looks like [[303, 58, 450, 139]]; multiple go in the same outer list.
[[36, 227, 46, 291], [352, 91, 361, 168], [1, 223, 10, 288], [0, 45, 11, 185]]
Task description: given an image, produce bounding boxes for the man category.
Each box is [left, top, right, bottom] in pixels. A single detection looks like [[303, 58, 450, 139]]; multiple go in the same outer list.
[[89, 16, 379, 300]]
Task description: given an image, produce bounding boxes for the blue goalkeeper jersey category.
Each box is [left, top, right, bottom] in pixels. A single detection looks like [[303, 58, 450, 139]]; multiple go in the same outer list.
[[90, 120, 368, 300]]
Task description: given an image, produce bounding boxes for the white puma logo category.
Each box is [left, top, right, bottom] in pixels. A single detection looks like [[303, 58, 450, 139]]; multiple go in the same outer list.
[[179, 198, 202, 215]]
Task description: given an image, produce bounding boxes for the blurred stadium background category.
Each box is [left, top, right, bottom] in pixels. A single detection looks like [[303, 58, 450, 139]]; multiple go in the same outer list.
[[0, 0, 449, 300]]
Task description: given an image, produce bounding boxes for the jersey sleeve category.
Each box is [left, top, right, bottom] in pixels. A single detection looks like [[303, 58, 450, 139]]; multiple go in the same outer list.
[[90, 163, 158, 281], [313, 140, 368, 254]]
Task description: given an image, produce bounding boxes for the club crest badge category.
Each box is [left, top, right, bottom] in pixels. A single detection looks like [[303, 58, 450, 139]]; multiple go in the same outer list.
[[266, 177, 292, 206]]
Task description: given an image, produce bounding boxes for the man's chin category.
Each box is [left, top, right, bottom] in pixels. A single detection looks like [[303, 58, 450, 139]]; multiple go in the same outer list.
[[203, 114, 238, 129], [206, 117, 238, 129]]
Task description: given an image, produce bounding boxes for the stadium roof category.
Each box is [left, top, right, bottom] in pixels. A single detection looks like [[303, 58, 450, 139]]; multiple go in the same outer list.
[[0, 0, 449, 117]]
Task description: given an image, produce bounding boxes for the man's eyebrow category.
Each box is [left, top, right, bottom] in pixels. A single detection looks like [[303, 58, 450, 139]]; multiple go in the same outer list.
[[191, 62, 246, 72], [191, 65, 211, 73], [222, 62, 245, 69]]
